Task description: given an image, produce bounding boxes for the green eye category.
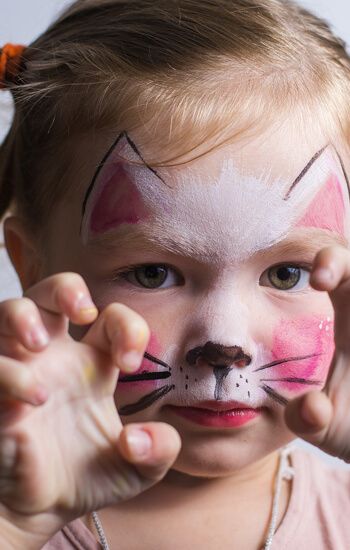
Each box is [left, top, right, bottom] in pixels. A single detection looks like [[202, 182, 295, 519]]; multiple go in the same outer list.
[[133, 265, 169, 289], [267, 265, 301, 290]]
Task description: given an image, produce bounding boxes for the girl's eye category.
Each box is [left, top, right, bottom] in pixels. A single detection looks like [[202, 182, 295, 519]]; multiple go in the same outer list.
[[122, 264, 181, 289], [260, 264, 310, 291]]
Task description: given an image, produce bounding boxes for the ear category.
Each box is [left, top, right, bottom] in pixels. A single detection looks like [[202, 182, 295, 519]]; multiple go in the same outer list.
[[3, 216, 42, 291]]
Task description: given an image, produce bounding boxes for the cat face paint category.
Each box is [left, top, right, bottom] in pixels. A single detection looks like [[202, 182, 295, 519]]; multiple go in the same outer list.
[[81, 134, 348, 257], [116, 312, 334, 416], [82, 133, 349, 418], [81, 133, 162, 242]]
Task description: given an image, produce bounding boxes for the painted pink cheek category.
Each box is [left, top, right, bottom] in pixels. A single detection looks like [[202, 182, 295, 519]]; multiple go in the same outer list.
[[296, 174, 345, 235], [117, 334, 164, 391], [268, 317, 334, 393], [90, 162, 148, 233]]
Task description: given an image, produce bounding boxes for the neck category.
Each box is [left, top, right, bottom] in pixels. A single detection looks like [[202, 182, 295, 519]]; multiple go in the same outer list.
[[152, 449, 281, 504], [85, 449, 292, 550]]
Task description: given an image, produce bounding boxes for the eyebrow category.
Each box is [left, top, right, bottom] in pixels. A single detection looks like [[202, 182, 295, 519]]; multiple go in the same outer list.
[[87, 225, 348, 267], [87, 225, 207, 259], [261, 229, 348, 259]]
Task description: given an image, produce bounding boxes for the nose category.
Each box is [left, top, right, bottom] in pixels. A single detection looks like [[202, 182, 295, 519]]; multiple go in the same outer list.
[[185, 341, 251, 369]]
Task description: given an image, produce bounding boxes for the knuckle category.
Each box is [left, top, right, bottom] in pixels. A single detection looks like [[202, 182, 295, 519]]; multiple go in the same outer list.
[[3, 298, 37, 323], [50, 272, 87, 291], [0, 299, 16, 317], [103, 302, 129, 318], [18, 297, 35, 310]]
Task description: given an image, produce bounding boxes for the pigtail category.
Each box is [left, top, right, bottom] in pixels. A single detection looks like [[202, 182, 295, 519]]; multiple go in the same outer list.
[[0, 130, 16, 219]]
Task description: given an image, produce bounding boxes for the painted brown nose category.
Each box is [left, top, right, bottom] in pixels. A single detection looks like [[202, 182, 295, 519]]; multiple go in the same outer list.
[[186, 341, 251, 369]]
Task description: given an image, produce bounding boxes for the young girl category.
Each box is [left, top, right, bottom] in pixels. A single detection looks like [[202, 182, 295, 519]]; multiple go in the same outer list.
[[1, 0, 350, 548]]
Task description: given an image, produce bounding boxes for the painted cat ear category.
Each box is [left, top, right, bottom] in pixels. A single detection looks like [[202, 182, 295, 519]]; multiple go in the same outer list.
[[80, 132, 162, 244], [285, 146, 348, 236], [82, 132, 127, 219], [296, 173, 345, 234]]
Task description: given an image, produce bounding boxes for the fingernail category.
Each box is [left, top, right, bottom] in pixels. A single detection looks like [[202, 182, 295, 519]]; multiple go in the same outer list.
[[27, 327, 49, 348], [314, 268, 333, 285], [126, 428, 152, 458], [119, 351, 143, 372], [76, 294, 98, 315]]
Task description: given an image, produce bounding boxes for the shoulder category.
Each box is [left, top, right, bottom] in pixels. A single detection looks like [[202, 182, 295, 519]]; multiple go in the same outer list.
[[274, 446, 350, 548], [292, 446, 350, 506], [41, 518, 100, 549]]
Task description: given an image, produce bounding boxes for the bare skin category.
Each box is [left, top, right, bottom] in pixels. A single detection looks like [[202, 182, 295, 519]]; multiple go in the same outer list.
[[0, 273, 180, 548], [1, 124, 350, 548], [0, 245, 349, 548], [82, 451, 292, 550]]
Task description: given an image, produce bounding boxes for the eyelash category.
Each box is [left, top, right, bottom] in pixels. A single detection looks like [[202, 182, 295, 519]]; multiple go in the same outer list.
[[110, 261, 312, 293], [111, 264, 183, 290]]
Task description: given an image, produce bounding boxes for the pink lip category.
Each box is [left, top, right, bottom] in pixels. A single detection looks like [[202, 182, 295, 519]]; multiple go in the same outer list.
[[167, 401, 262, 428]]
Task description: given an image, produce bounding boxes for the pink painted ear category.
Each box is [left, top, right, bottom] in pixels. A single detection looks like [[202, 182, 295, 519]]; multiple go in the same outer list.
[[296, 174, 345, 235], [81, 133, 154, 241], [89, 161, 147, 234]]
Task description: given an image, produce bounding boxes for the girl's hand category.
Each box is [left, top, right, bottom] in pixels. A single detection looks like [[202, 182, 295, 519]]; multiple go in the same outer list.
[[285, 245, 350, 463], [0, 273, 181, 548]]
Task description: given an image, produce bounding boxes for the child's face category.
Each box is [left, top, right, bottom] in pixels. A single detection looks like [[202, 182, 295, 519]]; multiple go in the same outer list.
[[45, 123, 349, 476]]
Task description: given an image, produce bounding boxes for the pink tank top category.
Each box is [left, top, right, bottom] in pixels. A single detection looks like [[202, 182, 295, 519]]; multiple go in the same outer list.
[[42, 448, 350, 549]]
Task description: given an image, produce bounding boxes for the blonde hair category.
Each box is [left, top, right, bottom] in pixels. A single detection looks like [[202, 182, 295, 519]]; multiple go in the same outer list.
[[1, 0, 350, 231]]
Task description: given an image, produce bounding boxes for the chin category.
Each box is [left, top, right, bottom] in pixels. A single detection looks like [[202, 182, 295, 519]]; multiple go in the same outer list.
[[170, 427, 296, 478]]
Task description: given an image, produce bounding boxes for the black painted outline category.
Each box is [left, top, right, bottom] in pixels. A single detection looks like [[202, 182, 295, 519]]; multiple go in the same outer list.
[[284, 146, 327, 200], [80, 131, 166, 233], [253, 353, 322, 373]]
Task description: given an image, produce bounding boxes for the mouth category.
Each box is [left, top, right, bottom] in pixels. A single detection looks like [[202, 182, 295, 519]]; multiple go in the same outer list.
[[166, 400, 263, 428]]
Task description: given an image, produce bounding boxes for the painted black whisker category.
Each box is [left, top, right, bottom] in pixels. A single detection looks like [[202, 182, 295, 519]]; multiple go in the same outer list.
[[119, 371, 171, 383], [254, 353, 322, 373], [143, 352, 170, 369], [260, 384, 289, 406], [260, 377, 322, 386], [119, 385, 175, 416]]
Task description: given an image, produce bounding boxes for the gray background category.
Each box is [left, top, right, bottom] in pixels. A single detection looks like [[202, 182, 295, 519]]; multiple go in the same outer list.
[[0, 0, 349, 467]]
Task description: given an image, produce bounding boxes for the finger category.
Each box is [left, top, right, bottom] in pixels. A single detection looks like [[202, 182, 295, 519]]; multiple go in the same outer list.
[[0, 298, 50, 352], [310, 246, 350, 351], [118, 422, 181, 482], [309, 245, 350, 294], [83, 303, 150, 373], [284, 391, 333, 446], [0, 356, 48, 407], [25, 273, 98, 325]]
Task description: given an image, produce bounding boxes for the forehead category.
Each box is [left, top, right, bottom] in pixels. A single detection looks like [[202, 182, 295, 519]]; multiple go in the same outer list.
[[81, 131, 350, 261]]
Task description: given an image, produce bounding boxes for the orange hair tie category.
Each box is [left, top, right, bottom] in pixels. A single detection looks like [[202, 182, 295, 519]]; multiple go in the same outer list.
[[0, 43, 26, 89]]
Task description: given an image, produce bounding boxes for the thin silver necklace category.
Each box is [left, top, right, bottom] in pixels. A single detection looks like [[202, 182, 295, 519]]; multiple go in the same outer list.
[[91, 446, 294, 550]]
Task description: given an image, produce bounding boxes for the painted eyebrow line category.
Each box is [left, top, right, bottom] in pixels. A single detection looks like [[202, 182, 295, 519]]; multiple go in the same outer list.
[[283, 145, 327, 200], [81, 131, 166, 219]]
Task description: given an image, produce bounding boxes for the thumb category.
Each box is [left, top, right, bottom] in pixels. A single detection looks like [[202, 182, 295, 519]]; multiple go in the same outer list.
[[118, 422, 181, 482], [284, 390, 333, 447]]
